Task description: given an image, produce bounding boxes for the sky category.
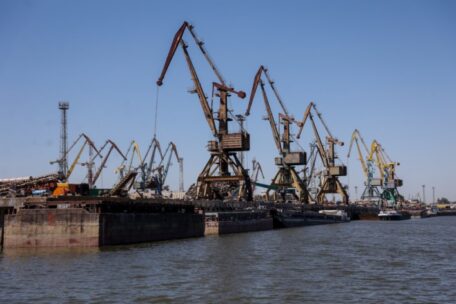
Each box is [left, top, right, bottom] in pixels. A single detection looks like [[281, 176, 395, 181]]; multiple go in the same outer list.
[[0, 0, 455, 201]]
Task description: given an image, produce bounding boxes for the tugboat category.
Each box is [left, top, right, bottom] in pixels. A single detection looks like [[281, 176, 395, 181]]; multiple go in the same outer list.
[[378, 209, 411, 221]]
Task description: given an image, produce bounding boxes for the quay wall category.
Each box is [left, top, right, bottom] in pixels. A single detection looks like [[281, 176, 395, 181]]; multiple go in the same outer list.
[[3, 209, 99, 248], [2, 207, 205, 249]]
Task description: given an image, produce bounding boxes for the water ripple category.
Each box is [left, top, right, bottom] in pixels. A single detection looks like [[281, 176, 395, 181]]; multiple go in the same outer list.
[[1, 217, 456, 303]]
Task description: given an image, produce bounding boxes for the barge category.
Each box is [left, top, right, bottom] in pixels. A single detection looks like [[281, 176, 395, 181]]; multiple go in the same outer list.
[[271, 209, 349, 229], [1, 197, 205, 249], [204, 210, 273, 235]]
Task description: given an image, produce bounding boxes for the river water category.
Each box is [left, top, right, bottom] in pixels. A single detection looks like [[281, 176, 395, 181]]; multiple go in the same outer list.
[[1, 216, 456, 303]]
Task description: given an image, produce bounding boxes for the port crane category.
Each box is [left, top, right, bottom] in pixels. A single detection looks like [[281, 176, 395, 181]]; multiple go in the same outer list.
[[150, 142, 181, 194], [49, 133, 100, 196], [296, 102, 348, 204], [245, 65, 307, 202], [142, 136, 164, 187], [157, 21, 252, 201], [86, 139, 127, 188], [116, 140, 143, 178], [250, 158, 265, 193], [302, 141, 320, 202], [347, 129, 382, 202], [50, 133, 100, 182], [369, 140, 403, 205]]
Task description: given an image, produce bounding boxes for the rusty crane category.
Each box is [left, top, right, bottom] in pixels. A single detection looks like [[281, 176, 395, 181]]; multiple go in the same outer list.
[[156, 21, 252, 201], [296, 102, 348, 204], [245, 65, 307, 202]]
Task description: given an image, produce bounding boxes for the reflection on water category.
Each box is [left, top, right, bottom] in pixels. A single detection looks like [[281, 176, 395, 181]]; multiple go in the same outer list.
[[1, 217, 456, 303]]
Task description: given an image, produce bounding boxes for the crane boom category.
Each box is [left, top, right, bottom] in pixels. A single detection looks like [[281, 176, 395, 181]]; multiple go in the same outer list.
[[187, 24, 225, 85], [296, 102, 337, 142], [67, 141, 88, 180], [157, 21, 225, 86], [92, 140, 126, 185], [156, 22, 188, 86], [347, 129, 369, 177], [180, 40, 218, 136], [308, 113, 329, 168], [296, 102, 313, 139], [66, 134, 99, 181], [245, 66, 282, 152], [263, 68, 289, 116], [245, 65, 286, 116], [159, 142, 180, 185], [144, 137, 164, 180]]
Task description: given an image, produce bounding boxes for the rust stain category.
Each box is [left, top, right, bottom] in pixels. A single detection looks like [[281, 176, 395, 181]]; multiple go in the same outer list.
[[47, 212, 56, 225], [69, 238, 79, 244]]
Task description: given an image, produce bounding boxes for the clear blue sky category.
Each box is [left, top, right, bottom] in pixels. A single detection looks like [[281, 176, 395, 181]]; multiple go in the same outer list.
[[1, 0, 455, 201]]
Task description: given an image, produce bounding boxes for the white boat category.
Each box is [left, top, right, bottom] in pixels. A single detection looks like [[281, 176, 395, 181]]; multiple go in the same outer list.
[[319, 209, 350, 222], [378, 209, 411, 221]]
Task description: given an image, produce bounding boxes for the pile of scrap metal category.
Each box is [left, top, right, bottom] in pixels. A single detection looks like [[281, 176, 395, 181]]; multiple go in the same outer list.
[[0, 174, 59, 197]]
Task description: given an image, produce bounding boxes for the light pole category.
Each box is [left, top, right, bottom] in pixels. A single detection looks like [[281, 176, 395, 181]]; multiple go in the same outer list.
[[422, 184, 426, 204], [354, 186, 358, 201], [432, 186, 435, 205]]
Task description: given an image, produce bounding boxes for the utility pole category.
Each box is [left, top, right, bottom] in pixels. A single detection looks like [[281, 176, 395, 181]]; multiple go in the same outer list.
[[179, 158, 184, 192], [422, 184, 426, 204]]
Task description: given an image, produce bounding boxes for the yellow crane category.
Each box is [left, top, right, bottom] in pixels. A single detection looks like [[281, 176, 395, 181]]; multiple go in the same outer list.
[[52, 133, 99, 196], [347, 129, 382, 201], [369, 140, 403, 205], [116, 140, 144, 179]]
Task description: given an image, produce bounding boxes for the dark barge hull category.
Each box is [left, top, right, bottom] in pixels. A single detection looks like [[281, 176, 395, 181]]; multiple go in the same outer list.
[[378, 213, 411, 221], [272, 210, 349, 229], [1, 198, 205, 249], [205, 211, 273, 235]]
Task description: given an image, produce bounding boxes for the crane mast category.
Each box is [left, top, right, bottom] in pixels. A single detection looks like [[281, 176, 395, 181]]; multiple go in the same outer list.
[[156, 22, 252, 201], [246, 66, 307, 203], [297, 102, 348, 204]]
